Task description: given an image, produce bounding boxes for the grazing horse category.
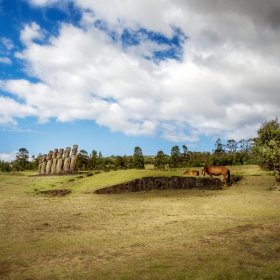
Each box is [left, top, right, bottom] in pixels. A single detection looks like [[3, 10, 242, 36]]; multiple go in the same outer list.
[[202, 165, 230, 186], [183, 170, 199, 176]]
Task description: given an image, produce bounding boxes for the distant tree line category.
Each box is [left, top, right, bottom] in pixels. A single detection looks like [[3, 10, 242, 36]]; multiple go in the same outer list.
[[0, 137, 257, 172], [0, 148, 38, 172], [76, 146, 145, 171], [154, 138, 256, 169]]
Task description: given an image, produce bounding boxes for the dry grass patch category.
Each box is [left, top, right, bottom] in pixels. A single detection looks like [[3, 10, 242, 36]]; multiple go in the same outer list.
[[1, 168, 280, 279]]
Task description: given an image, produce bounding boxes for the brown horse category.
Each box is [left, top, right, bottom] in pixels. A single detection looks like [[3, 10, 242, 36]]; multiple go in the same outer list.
[[183, 170, 199, 176], [202, 166, 230, 186]]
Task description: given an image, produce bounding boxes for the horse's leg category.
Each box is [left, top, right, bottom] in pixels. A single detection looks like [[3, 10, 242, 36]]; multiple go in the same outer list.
[[224, 175, 228, 186]]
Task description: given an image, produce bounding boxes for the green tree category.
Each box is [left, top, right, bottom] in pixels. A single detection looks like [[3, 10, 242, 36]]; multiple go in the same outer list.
[[96, 151, 105, 169], [132, 147, 144, 169], [226, 139, 238, 154], [114, 156, 125, 168], [253, 118, 280, 184], [238, 139, 252, 154], [123, 155, 131, 168], [77, 150, 89, 170], [181, 145, 190, 166], [154, 150, 167, 169], [13, 148, 29, 171], [212, 139, 225, 157], [88, 150, 98, 170], [170, 145, 181, 168], [0, 160, 12, 172]]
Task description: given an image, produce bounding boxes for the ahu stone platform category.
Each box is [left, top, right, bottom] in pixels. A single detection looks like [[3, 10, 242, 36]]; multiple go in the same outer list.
[[94, 176, 223, 194]]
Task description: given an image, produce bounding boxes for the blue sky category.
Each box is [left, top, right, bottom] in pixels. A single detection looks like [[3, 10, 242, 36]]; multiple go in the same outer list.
[[1, 0, 280, 161]]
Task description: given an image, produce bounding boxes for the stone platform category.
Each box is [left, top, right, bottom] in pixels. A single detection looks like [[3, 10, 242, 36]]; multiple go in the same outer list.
[[94, 176, 223, 194]]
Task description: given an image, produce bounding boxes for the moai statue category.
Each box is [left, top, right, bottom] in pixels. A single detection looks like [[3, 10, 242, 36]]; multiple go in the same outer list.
[[63, 147, 71, 174], [56, 148, 64, 174], [70, 144, 78, 173], [50, 149, 58, 174], [40, 154, 47, 175], [38, 155, 42, 175], [45, 150, 53, 175]]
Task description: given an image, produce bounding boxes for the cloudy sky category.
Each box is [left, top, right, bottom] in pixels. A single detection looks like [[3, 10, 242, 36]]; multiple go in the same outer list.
[[0, 0, 280, 161]]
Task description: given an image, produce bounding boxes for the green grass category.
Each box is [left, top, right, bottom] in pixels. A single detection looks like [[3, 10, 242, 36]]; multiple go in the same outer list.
[[0, 166, 280, 279]]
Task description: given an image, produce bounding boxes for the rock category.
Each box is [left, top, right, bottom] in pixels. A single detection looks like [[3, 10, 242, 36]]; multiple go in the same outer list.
[[94, 176, 223, 194]]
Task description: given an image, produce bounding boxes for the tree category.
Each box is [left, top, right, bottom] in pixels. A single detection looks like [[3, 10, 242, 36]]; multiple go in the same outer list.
[[132, 147, 144, 169], [226, 139, 238, 154], [238, 139, 253, 156], [181, 145, 190, 166], [96, 151, 105, 169], [0, 160, 12, 172], [123, 155, 131, 168], [88, 150, 98, 169], [114, 156, 124, 168], [13, 148, 29, 171], [212, 139, 225, 157], [154, 150, 167, 169], [170, 145, 181, 168], [77, 150, 89, 170], [253, 118, 280, 184]]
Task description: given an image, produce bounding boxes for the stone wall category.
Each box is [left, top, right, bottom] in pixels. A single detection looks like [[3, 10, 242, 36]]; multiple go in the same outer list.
[[94, 176, 223, 194]]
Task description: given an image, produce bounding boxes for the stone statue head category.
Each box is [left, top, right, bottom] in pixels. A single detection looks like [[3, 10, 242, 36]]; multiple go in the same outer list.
[[57, 148, 64, 158], [52, 149, 58, 159], [47, 151, 53, 160], [71, 144, 78, 156], [64, 147, 71, 157]]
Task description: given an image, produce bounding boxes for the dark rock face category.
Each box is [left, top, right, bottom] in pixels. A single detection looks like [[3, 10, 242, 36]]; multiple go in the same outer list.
[[230, 175, 243, 184], [39, 189, 72, 196], [94, 176, 223, 194], [181, 177, 196, 189], [195, 177, 223, 190]]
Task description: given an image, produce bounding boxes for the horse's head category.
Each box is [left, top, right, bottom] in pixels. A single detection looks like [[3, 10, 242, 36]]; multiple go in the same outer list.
[[202, 166, 207, 176]]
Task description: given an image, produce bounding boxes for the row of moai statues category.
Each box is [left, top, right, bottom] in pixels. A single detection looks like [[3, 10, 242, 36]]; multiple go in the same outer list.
[[38, 145, 78, 175]]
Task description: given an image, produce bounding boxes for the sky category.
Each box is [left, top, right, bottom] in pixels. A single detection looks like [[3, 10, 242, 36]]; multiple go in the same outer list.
[[1, 0, 280, 161]]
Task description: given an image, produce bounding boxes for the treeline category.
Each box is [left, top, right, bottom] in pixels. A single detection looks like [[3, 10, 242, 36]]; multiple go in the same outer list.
[[76, 147, 145, 170], [0, 138, 256, 172], [0, 148, 38, 172], [154, 138, 255, 169]]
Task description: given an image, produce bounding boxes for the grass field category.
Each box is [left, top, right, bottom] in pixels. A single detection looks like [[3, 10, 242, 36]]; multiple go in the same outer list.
[[1, 165, 280, 280]]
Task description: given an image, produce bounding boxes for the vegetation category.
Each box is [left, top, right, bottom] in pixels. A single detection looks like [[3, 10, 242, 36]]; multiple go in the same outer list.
[[0, 148, 37, 172], [0, 160, 12, 172], [2, 137, 255, 172], [2, 119, 279, 177], [0, 166, 280, 279], [132, 146, 145, 169], [253, 118, 280, 185]]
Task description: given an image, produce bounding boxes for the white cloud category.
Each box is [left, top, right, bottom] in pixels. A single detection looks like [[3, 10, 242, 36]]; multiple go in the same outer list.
[[2, 0, 280, 143], [1, 37, 14, 50], [20, 22, 45, 46], [27, 0, 59, 6], [0, 95, 37, 119], [0, 151, 17, 162], [0, 57, 12, 64]]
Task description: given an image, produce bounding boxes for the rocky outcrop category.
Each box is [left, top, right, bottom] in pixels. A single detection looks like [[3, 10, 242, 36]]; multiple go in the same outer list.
[[94, 176, 223, 194]]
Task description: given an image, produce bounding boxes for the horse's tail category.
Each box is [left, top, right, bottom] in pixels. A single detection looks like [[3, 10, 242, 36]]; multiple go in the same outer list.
[[228, 169, 230, 183]]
